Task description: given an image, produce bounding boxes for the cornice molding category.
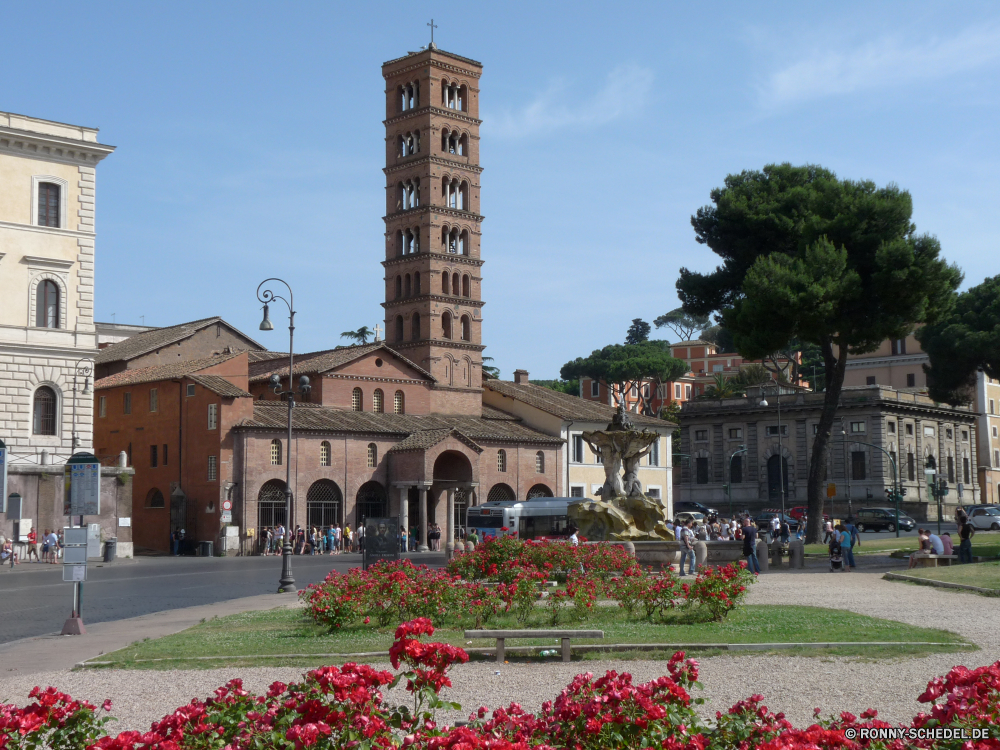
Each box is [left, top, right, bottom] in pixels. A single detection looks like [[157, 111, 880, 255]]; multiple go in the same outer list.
[[0, 128, 114, 164], [384, 154, 484, 175], [391, 339, 486, 353], [20, 254, 75, 271], [384, 205, 484, 223], [383, 105, 482, 128], [382, 294, 485, 310], [382, 252, 484, 269], [846, 354, 929, 368]]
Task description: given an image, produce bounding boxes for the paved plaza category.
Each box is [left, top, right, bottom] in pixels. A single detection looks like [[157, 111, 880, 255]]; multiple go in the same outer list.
[[0, 553, 994, 732]]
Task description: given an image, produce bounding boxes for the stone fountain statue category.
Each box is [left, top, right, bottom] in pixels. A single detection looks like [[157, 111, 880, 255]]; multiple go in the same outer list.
[[568, 403, 675, 541]]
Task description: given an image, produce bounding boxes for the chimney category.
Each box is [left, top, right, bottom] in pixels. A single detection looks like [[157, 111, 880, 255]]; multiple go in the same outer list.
[[513, 369, 529, 385]]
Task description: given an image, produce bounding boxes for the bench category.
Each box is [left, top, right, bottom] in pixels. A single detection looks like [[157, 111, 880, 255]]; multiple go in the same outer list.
[[912, 554, 958, 568], [464, 629, 604, 663]]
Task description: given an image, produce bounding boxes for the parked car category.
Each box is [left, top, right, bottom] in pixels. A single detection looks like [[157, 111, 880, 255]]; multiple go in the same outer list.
[[754, 512, 799, 533], [675, 501, 719, 518], [959, 504, 1000, 519], [674, 511, 706, 526], [966, 506, 1000, 531], [854, 507, 916, 532], [787, 506, 830, 522]]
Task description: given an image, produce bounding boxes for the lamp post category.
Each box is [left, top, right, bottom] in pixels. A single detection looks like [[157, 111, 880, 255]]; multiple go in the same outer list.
[[70, 359, 93, 453], [758, 384, 786, 527], [256, 279, 311, 593], [840, 426, 901, 538], [924, 458, 941, 536], [727, 445, 747, 520]]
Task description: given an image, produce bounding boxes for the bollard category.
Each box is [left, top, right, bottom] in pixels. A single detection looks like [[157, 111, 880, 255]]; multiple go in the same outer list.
[[756, 538, 769, 573], [694, 541, 708, 570], [622, 541, 636, 558], [788, 539, 805, 568], [770, 540, 783, 568]]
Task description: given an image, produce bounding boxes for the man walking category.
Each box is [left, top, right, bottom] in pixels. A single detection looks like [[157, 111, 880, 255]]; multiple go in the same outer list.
[[842, 517, 860, 570], [742, 516, 761, 574], [957, 511, 975, 564], [678, 520, 696, 576], [769, 514, 781, 543]]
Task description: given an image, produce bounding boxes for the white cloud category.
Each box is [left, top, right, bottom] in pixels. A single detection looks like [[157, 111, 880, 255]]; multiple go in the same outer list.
[[759, 24, 1000, 109], [488, 63, 654, 137]]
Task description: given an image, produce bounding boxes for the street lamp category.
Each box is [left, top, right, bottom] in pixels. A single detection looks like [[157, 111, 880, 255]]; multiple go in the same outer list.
[[256, 278, 311, 593], [758, 385, 786, 528], [924, 457, 941, 536], [726, 445, 747, 520], [840, 424, 902, 538], [71, 359, 93, 453]]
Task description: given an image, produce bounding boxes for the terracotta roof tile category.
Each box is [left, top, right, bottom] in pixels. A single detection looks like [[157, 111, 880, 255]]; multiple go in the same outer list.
[[95, 317, 265, 364], [248, 342, 435, 383], [484, 380, 666, 426], [94, 352, 244, 389], [188, 374, 252, 399], [388, 428, 483, 454]]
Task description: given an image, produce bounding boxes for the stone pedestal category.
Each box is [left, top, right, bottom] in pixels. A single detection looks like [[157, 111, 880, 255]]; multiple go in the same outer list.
[[788, 539, 805, 568], [770, 541, 783, 568], [693, 541, 708, 569], [756, 539, 769, 573]]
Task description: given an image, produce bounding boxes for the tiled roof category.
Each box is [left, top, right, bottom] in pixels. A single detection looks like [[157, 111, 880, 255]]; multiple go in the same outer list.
[[484, 380, 667, 427], [95, 317, 265, 364], [388, 428, 483, 454], [247, 350, 288, 363], [189, 374, 252, 399], [248, 342, 435, 383], [480, 404, 519, 420], [94, 352, 244, 390], [236, 402, 563, 445]]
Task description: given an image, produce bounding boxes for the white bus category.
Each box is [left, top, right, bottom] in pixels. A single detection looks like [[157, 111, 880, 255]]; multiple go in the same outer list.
[[466, 497, 574, 542]]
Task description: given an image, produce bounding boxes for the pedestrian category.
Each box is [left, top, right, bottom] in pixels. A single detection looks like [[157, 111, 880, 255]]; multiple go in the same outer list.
[[357, 523, 366, 553], [909, 529, 932, 569], [335, 523, 342, 553], [41, 528, 51, 563], [927, 529, 945, 556], [326, 526, 336, 555], [835, 524, 854, 571], [345, 525, 353, 553], [26, 528, 39, 562], [45, 529, 59, 564], [780, 521, 790, 546], [823, 518, 834, 544], [769, 514, 780, 543], [843, 517, 860, 569], [941, 531, 954, 556], [429, 524, 441, 551], [741, 516, 761, 574], [957, 512, 975, 564], [678, 520, 696, 576], [1, 538, 16, 565]]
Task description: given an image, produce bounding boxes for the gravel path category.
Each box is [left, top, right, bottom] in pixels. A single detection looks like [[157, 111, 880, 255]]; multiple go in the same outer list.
[[1, 556, 995, 732]]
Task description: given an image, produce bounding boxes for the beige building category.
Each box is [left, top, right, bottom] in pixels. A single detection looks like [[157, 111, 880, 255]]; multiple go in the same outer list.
[[678, 384, 979, 520], [845, 336, 1000, 504], [0, 111, 115, 460], [484, 371, 674, 512]]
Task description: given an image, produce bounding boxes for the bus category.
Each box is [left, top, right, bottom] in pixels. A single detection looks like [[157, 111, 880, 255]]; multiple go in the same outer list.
[[465, 497, 574, 541]]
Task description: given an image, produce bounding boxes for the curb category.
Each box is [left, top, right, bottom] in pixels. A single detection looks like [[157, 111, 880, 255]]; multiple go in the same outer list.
[[75, 640, 971, 668], [883, 572, 1000, 596]]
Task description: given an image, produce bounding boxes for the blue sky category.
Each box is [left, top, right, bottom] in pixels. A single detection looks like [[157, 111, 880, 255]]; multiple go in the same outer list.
[[5, 1, 999, 378]]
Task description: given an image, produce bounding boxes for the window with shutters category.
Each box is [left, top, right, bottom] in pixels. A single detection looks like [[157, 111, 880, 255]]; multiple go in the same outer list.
[[208, 403, 218, 430], [208, 456, 218, 481], [32, 387, 57, 435], [149, 388, 158, 413], [731, 455, 743, 484], [907, 452, 915, 481], [187, 384, 196, 397], [535, 451, 544, 473], [367, 443, 377, 468], [37, 182, 60, 227], [98, 396, 106, 418], [591, 380, 600, 397], [373, 389, 384, 413], [948, 455, 955, 483], [571, 435, 583, 463], [35, 280, 60, 328], [570, 485, 585, 498], [729, 428, 742, 439], [320, 441, 331, 467], [352, 388, 363, 411], [394, 390, 405, 414], [150, 445, 158, 468], [851, 451, 866, 480], [271, 439, 282, 465], [696, 457, 709, 484], [497, 449, 507, 472], [649, 439, 659, 466], [123, 392, 132, 415], [964, 457, 971, 484]]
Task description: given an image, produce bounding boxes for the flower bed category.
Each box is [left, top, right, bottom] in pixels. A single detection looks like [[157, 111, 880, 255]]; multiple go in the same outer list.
[[4, 619, 1000, 748], [301, 546, 755, 631]]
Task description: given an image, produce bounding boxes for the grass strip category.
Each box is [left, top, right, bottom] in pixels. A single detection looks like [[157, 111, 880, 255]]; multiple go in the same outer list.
[[884, 561, 1000, 593]]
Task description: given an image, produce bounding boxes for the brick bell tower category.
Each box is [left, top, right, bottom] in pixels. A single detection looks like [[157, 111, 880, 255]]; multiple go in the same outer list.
[[381, 44, 485, 415]]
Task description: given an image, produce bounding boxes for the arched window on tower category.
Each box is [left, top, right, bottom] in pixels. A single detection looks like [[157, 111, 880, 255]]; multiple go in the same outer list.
[[412, 228, 420, 253], [458, 181, 468, 210], [414, 271, 421, 295], [442, 311, 453, 340], [320, 441, 331, 467], [352, 388, 363, 412], [535, 451, 545, 473], [460, 230, 469, 255], [441, 128, 450, 153], [441, 271, 450, 295], [395, 315, 404, 342], [411, 312, 421, 340], [461, 315, 471, 341], [394, 390, 405, 414], [395, 275, 402, 299], [404, 274, 412, 297], [32, 386, 57, 435], [270, 439, 282, 465], [497, 449, 507, 472], [396, 230, 404, 257], [373, 389, 384, 413], [36, 280, 60, 328], [459, 133, 468, 155], [367, 443, 378, 468], [452, 273, 460, 295], [462, 274, 470, 298]]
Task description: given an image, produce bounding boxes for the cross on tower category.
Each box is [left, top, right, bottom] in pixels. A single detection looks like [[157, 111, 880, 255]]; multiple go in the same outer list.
[[373, 323, 383, 341], [427, 19, 438, 45]]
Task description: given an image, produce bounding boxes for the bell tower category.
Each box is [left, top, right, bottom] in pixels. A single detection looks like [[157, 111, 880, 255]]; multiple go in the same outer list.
[[381, 44, 485, 415]]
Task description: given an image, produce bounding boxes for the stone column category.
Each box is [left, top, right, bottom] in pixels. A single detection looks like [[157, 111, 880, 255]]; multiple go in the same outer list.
[[418, 487, 429, 552], [399, 487, 409, 552], [446, 488, 455, 559]]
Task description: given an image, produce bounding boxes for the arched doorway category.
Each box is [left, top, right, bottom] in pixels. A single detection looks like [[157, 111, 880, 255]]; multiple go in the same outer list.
[[487, 483, 515, 503], [766, 455, 789, 502], [526, 483, 553, 500], [307, 479, 342, 528], [257, 479, 287, 529], [433, 450, 474, 536], [356, 481, 387, 522]]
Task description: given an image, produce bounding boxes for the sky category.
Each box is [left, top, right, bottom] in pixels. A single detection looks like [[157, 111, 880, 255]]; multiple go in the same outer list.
[[4, 1, 999, 379]]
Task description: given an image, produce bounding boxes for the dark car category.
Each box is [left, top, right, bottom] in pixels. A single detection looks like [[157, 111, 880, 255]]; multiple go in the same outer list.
[[855, 507, 916, 533], [675, 501, 719, 518], [754, 512, 799, 533]]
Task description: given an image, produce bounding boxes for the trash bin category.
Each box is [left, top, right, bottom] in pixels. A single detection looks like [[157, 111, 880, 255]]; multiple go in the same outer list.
[[103, 538, 117, 562], [198, 540, 214, 557]]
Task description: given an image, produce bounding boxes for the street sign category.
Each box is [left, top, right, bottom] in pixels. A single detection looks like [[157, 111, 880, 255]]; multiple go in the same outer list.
[[64, 453, 101, 516], [62, 565, 87, 582], [222, 499, 233, 511], [826, 483, 836, 498], [62, 546, 87, 564], [64, 527, 87, 545], [220, 511, 232, 523]]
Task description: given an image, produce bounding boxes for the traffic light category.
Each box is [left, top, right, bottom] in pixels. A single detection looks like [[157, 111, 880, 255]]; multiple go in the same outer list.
[[900, 487, 907, 497], [940, 480, 949, 496]]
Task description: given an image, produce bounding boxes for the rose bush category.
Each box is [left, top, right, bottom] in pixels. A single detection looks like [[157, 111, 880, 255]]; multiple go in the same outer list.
[[7, 626, 1000, 749]]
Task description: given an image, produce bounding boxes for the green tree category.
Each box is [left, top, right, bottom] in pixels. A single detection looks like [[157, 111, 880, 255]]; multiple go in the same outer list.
[[533, 378, 580, 396], [340, 326, 374, 344], [918, 275, 1000, 404], [700, 373, 744, 399], [625, 318, 651, 345], [699, 324, 735, 352], [654, 307, 710, 341], [482, 356, 501, 380], [677, 163, 961, 542], [560, 340, 688, 415]]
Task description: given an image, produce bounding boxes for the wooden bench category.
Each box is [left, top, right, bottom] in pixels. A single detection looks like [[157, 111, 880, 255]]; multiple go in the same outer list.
[[464, 629, 604, 663], [912, 554, 958, 568]]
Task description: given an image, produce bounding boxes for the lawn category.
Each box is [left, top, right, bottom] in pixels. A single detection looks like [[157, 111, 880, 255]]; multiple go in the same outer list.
[[88, 604, 973, 670], [897, 560, 1000, 592], [804, 531, 1000, 557]]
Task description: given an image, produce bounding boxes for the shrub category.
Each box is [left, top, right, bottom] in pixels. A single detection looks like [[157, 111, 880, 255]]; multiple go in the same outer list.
[[683, 561, 754, 621]]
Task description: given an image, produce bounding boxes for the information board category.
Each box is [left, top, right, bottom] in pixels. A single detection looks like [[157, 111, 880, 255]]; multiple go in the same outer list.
[[62, 565, 87, 582], [64, 454, 101, 516], [362, 517, 400, 568]]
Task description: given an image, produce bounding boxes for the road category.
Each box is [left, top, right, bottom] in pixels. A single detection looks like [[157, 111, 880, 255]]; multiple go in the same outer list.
[[0, 553, 446, 645]]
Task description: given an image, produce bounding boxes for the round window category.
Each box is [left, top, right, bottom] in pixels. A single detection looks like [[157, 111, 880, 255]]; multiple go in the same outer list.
[[375, 358, 384, 367]]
